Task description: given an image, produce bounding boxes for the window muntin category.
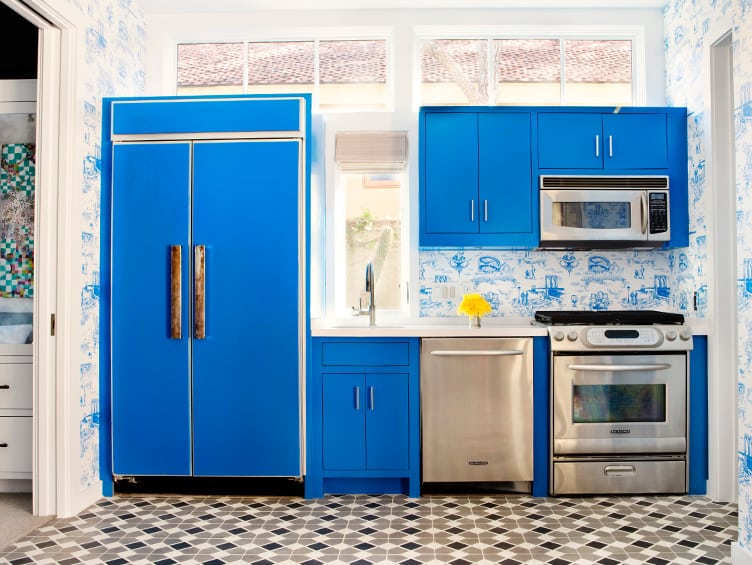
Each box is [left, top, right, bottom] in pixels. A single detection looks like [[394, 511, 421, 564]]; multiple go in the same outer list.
[[177, 39, 389, 111], [419, 36, 634, 107]]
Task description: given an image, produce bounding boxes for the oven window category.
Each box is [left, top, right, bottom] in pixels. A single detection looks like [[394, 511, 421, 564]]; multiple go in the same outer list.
[[552, 202, 631, 229], [572, 384, 666, 423]]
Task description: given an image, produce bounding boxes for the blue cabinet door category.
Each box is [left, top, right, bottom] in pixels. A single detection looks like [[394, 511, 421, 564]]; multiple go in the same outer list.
[[365, 373, 409, 470], [538, 113, 603, 169], [192, 140, 301, 476], [602, 113, 668, 169], [424, 112, 479, 234], [478, 112, 533, 237], [111, 142, 192, 476], [322, 373, 366, 470]]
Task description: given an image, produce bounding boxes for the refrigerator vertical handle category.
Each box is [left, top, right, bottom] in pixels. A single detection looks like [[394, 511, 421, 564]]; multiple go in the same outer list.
[[354, 386, 360, 410], [595, 134, 600, 157], [194, 245, 206, 339], [369, 386, 375, 410], [170, 245, 182, 339]]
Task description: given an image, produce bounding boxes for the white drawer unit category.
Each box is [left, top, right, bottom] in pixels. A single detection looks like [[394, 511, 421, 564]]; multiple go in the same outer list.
[[0, 349, 32, 482], [0, 417, 32, 476]]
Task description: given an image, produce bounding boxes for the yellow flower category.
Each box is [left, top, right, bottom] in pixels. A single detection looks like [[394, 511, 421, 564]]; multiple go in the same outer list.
[[457, 293, 492, 318]]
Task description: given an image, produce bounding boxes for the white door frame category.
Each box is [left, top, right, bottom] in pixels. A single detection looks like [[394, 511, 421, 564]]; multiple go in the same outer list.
[[705, 24, 737, 503], [2, 0, 82, 517]]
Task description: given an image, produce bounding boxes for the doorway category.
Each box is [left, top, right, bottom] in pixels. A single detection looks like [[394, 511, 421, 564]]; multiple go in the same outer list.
[[708, 30, 737, 503]]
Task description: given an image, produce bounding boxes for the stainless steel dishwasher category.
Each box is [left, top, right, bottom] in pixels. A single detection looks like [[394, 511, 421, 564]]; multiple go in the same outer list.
[[420, 337, 533, 484]]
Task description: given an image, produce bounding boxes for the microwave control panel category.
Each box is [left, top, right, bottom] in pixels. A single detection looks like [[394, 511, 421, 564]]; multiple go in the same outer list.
[[648, 192, 669, 234]]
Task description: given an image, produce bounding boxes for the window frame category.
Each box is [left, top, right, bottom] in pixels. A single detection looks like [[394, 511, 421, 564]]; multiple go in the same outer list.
[[413, 25, 646, 109], [175, 26, 395, 113]]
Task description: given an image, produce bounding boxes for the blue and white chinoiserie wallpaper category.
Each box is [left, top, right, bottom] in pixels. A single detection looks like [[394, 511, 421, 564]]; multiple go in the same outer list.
[[664, 0, 752, 553], [63, 0, 145, 490]]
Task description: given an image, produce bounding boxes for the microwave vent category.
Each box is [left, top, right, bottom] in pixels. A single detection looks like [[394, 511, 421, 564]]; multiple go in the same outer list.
[[540, 176, 669, 189]]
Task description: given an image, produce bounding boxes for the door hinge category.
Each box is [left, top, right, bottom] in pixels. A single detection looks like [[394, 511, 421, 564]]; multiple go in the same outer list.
[[50, 313, 56, 336]]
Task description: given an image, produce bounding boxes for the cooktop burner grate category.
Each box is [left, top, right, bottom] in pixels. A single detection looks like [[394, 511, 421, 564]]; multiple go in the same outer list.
[[534, 309, 685, 326]]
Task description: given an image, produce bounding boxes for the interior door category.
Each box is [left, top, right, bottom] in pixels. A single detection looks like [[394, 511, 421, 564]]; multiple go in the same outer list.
[[191, 139, 301, 476], [111, 142, 192, 475]]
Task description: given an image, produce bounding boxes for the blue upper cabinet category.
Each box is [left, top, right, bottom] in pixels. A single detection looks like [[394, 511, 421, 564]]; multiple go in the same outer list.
[[420, 108, 536, 247], [538, 111, 669, 170]]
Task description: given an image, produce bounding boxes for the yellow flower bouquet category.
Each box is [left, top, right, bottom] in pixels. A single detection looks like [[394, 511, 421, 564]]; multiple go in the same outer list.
[[457, 293, 492, 327]]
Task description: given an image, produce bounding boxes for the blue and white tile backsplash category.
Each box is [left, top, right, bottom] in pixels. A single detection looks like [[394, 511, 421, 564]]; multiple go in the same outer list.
[[664, 0, 751, 552], [418, 248, 704, 318]]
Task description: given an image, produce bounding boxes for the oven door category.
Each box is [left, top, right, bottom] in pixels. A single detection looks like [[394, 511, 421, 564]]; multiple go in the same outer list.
[[540, 189, 646, 243], [552, 353, 686, 455]]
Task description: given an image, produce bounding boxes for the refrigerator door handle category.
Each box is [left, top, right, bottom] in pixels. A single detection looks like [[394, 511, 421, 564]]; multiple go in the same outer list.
[[194, 245, 206, 339], [170, 245, 182, 339]]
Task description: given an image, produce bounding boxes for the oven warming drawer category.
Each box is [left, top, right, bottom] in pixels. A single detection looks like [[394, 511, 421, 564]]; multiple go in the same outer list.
[[552, 457, 686, 495]]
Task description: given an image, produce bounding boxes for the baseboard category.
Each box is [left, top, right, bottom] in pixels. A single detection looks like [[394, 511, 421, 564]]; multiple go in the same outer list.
[[732, 542, 752, 564], [0, 479, 32, 493]]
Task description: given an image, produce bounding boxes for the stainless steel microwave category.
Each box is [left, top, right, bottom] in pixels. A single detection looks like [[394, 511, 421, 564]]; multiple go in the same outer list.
[[539, 175, 670, 247]]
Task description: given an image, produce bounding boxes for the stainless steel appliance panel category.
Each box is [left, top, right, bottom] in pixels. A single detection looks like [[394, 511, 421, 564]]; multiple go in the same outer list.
[[420, 338, 533, 483], [552, 353, 687, 455], [552, 458, 686, 495]]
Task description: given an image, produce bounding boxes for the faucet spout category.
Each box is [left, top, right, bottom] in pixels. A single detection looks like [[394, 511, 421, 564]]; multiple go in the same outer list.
[[365, 262, 375, 326]]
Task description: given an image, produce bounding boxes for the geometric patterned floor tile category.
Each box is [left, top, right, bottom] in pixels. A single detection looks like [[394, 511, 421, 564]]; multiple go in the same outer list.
[[0, 494, 737, 564]]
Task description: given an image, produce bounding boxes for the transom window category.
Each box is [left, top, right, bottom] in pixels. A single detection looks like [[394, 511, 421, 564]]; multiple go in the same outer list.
[[177, 39, 388, 111], [419, 37, 634, 107]]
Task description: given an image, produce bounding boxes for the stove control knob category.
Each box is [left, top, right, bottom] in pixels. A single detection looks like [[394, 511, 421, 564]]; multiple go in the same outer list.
[[567, 330, 579, 342], [665, 329, 678, 341], [680, 327, 692, 341], [552, 330, 565, 341]]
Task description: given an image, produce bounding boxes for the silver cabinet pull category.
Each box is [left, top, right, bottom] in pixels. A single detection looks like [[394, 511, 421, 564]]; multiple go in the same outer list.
[[595, 134, 600, 157], [368, 386, 375, 410], [170, 245, 182, 339], [470, 199, 475, 222], [568, 363, 672, 372], [604, 465, 636, 477], [354, 386, 360, 410], [608, 135, 614, 157], [483, 199, 488, 222], [194, 245, 206, 339], [431, 350, 523, 357]]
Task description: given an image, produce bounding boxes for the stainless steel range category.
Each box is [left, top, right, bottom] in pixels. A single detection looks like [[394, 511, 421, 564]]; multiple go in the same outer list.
[[535, 310, 693, 495]]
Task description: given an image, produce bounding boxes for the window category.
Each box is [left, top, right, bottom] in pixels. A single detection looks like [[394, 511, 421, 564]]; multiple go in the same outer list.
[[419, 35, 634, 107], [333, 132, 408, 317], [177, 39, 388, 111]]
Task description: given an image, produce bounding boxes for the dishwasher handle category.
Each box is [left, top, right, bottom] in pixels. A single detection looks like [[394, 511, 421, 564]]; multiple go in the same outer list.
[[430, 349, 524, 357]]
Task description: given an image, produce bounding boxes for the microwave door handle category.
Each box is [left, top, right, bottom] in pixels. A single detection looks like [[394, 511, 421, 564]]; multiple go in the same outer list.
[[640, 193, 648, 235], [568, 363, 672, 372]]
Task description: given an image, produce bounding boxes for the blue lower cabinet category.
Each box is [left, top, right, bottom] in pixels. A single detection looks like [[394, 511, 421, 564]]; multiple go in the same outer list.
[[307, 338, 420, 498]]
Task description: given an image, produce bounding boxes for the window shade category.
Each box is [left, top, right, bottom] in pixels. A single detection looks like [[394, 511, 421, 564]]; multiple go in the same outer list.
[[335, 131, 408, 172]]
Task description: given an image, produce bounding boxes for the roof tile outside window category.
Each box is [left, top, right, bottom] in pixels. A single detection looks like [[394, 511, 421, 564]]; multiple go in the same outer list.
[[247, 41, 315, 85], [177, 43, 244, 88]]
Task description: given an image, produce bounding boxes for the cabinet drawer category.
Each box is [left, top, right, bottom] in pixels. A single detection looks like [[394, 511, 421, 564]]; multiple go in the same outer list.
[[321, 342, 410, 366], [0, 363, 32, 410], [0, 417, 32, 473]]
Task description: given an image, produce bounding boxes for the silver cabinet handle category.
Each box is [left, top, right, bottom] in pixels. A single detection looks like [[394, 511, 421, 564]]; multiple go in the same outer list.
[[483, 199, 488, 222], [608, 135, 613, 157], [354, 386, 360, 410], [595, 134, 600, 157], [604, 465, 635, 476], [368, 386, 375, 410], [640, 193, 648, 234], [170, 245, 182, 339], [470, 199, 475, 222], [568, 363, 672, 372], [194, 245, 206, 339], [431, 350, 523, 357]]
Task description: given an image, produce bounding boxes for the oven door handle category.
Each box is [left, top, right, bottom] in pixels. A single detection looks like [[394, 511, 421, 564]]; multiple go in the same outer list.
[[568, 363, 672, 372], [431, 350, 524, 357]]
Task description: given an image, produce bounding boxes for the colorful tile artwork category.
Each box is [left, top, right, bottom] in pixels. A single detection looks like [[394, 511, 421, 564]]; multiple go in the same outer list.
[[0, 142, 35, 298]]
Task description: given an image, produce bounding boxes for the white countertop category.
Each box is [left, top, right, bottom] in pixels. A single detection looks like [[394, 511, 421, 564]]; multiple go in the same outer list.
[[310, 317, 548, 337]]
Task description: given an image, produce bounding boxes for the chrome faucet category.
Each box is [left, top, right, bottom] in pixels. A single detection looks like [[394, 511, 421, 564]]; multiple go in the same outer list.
[[352, 262, 376, 326]]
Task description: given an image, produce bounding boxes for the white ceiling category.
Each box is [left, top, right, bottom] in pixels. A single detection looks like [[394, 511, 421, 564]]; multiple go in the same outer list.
[[139, 0, 667, 13]]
